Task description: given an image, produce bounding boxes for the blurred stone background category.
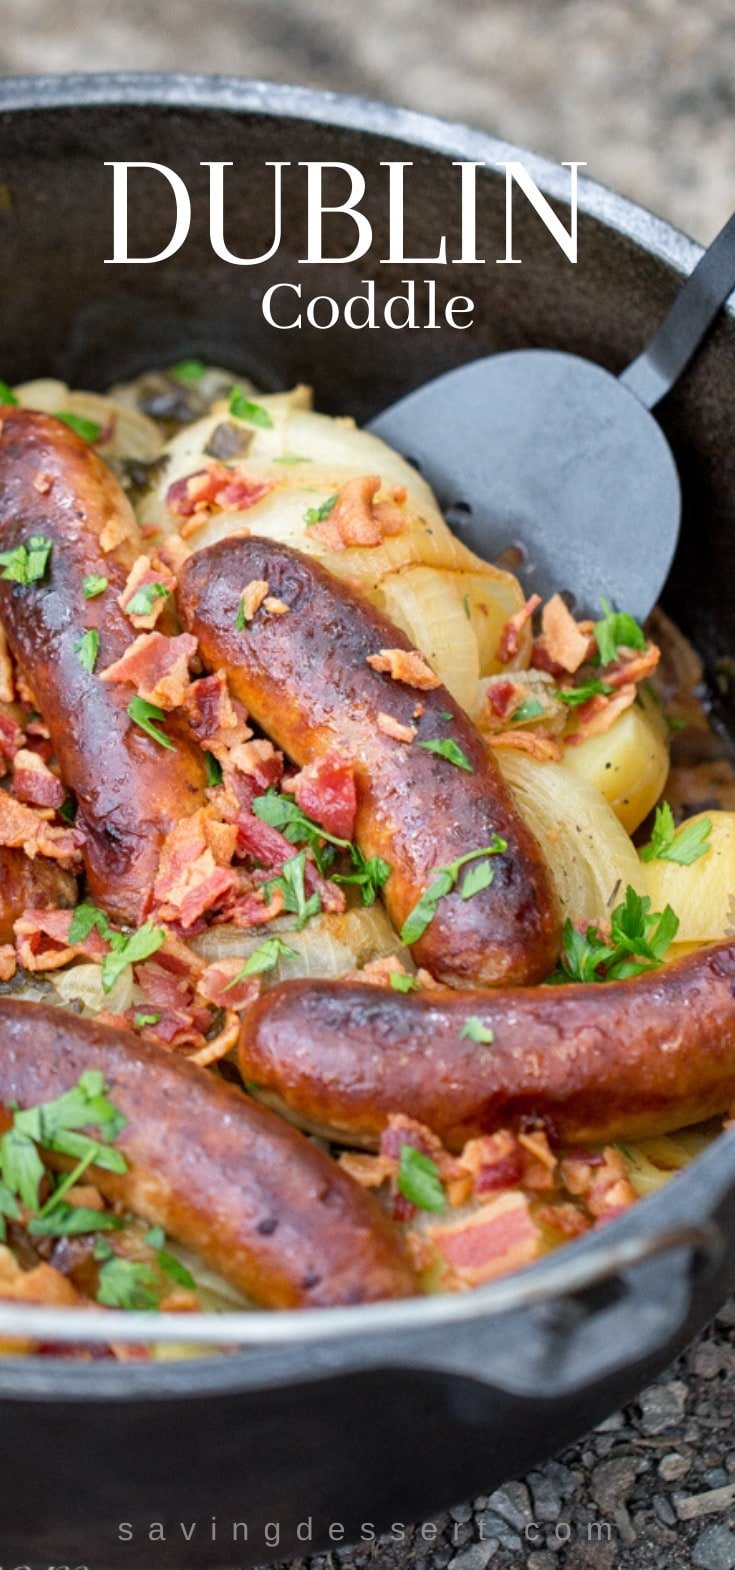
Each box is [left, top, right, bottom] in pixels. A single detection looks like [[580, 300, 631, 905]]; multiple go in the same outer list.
[[0, 0, 733, 242], [1, 4, 735, 1567]]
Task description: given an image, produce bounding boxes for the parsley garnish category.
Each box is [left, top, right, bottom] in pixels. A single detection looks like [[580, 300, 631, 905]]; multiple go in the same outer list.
[[0, 535, 52, 585], [59, 794, 77, 824], [133, 1010, 162, 1029], [304, 494, 338, 527], [0, 381, 18, 406], [460, 1017, 495, 1043], [274, 453, 311, 465], [559, 678, 614, 707], [253, 789, 391, 904], [55, 412, 101, 443], [462, 593, 471, 620], [83, 573, 108, 599], [513, 698, 545, 723], [225, 935, 298, 986], [235, 593, 249, 630], [594, 598, 647, 666], [203, 750, 223, 787], [389, 971, 418, 993], [397, 1146, 446, 1213], [101, 921, 165, 994], [229, 388, 273, 428], [96, 1255, 159, 1311], [418, 737, 473, 772], [74, 628, 100, 674], [0, 1069, 127, 1230], [400, 841, 507, 946], [29, 1204, 122, 1239], [548, 885, 679, 984], [640, 803, 712, 867], [127, 696, 176, 752], [145, 1226, 196, 1289], [68, 900, 110, 945], [173, 358, 205, 381], [264, 850, 322, 931], [333, 854, 391, 906], [125, 582, 170, 617]]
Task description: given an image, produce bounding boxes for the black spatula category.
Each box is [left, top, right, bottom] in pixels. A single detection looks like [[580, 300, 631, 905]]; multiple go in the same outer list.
[[368, 212, 735, 620]]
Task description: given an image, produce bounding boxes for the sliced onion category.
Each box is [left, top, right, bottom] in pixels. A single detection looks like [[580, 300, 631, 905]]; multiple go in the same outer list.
[[14, 380, 163, 463], [190, 904, 407, 982], [377, 565, 480, 710], [49, 961, 134, 1017], [497, 750, 646, 926]]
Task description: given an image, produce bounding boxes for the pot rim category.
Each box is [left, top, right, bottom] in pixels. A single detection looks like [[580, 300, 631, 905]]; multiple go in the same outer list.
[[0, 71, 731, 1394]]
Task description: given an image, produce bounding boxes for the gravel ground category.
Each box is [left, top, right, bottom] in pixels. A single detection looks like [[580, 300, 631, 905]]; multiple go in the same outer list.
[[2, 3, 735, 1566]]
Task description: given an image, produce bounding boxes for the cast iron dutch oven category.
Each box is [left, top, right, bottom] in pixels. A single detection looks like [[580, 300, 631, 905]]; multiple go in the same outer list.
[[1, 73, 735, 1570]]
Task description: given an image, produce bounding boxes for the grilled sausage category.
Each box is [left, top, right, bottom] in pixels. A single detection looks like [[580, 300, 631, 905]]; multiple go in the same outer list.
[[0, 408, 207, 925], [239, 942, 735, 1149], [178, 538, 561, 986], [0, 997, 415, 1308], [0, 846, 76, 944]]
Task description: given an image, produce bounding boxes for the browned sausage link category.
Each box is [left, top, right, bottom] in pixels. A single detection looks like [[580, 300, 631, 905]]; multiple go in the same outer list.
[[178, 538, 561, 986], [0, 998, 415, 1308], [239, 943, 735, 1150], [0, 846, 76, 944], [0, 409, 207, 925]]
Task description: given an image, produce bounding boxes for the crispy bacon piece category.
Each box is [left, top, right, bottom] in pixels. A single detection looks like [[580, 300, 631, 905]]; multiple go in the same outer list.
[[0, 624, 14, 704], [538, 595, 594, 674], [366, 647, 440, 691], [560, 1145, 637, 1220], [183, 671, 251, 758], [196, 957, 261, 1012], [0, 794, 83, 865], [487, 731, 564, 762], [153, 808, 238, 929], [423, 1190, 541, 1287], [498, 594, 540, 664], [166, 463, 274, 524], [485, 678, 523, 723], [0, 945, 14, 981], [377, 712, 416, 744], [11, 749, 66, 811], [308, 475, 407, 552], [101, 631, 198, 711], [288, 751, 357, 840], [118, 554, 176, 630], [605, 643, 661, 689], [238, 579, 270, 622], [566, 683, 636, 744], [0, 710, 24, 768], [14, 907, 108, 972]]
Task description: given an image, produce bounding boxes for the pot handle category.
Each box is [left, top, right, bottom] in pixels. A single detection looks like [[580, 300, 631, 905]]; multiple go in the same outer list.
[[408, 1218, 723, 1398]]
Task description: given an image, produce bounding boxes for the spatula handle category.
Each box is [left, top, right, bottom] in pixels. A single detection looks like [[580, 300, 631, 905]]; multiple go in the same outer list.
[[621, 211, 735, 410]]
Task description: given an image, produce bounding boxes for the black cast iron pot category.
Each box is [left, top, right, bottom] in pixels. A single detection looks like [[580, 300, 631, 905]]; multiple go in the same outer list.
[[0, 72, 734, 1570]]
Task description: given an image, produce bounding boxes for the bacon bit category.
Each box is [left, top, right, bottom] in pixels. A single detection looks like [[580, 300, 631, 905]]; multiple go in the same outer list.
[[99, 503, 138, 555], [0, 795, 83, 865], [458, 1131, 524, 1196], [0, 711, 24, 767], [288, 751, 357, 840], [101, 631, 198, 710], [560, 1146, 637, 1219], [485, 678, 523, 723], [424, 1190, 541, 1287], [0, 1247, 81, 1307], [234, 807, 344, 918], [197, 958, 261, 1012], [166, 463, 274, 524], [14, 907, 107, 972], [153, 808, 238, 929], [536, 1201, 588, 1239], [565, 683, 636, 744], [227, 739, 283, 794], [339, 1151, 395, 1189], [218, 886, 286, 928], [498, 594, 540, 664], [413, 702, 425, 720], [32, 470, 54, 496], [518, 1128, 557, 1192], [239, 579, 270, 622], [118, 555, 176, 630], [308, 475, 407, 552], [0, 625, 14, 704], [0, 944, 15, 981], [347, 954, 411, 987], [539, 594, 595, 674], [157, 533, 191, 575], [11, 749, 66, 811], [183, 671, 252, 762], [377, 712, 416, 744], [604, 642, 661, 689], [487, 730, 564, 762], [367, 647, 440, 691], [264, 596, 289, 616], [188, 1011, 241, 1068]]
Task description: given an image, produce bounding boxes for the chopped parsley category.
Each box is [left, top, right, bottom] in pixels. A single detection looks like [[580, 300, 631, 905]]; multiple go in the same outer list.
[[640, 803, 712, 867], [397, 1145, 446, 1213], [145, 1226, 196, 1289], [333, 853, 391, 906], [418, 737, 473, 772], [203, 750, 223, 787], [436, 710, 454, 722], [83, 573, 108, 599], [0, 1069, 127, 1229], [55, 411, 102, 443], [0, 534, 52, 585], [548, 885, 679, 984], [96, 1255, 160, 1311], [0, 381, 18, 406], [127, 696, 176, 752], [74, 628, 100, 674], [59, 794, 77, 825], [253, 789, 391, 904], [173, 358, 205, 381], [558, 678, 614, 707], [462, 593, 471, 620], [304, 494, 338, 527], [101, 921, 165, 994], [229, 388, 273, 429], [125, 582, 170, 617], [274, 453, 311, 465], [389, 970, 419, 993], [264, 849, 322, 931], [133, 1010, 162, 1029], [594, 598, 647, 666], [400, 840, 508, 946], [235, 592, 250, 630], [225, 935, 298, 985], [68, 900, 110, 945], [460, 1017, 495, 1043], [513, 697, 545, 723]]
